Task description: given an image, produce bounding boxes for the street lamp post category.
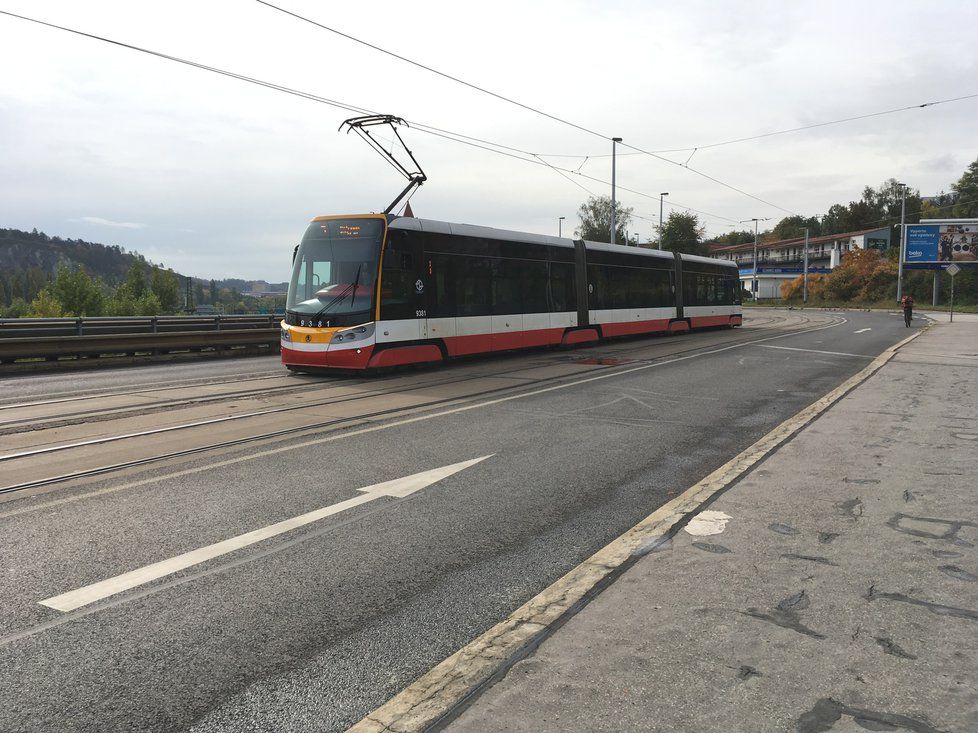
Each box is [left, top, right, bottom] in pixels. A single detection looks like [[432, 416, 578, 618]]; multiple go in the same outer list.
[[558, 216, 565, 238], [802, 227, 810, 304], [896, 182, 907, 303], [610, 137, 622, 245], [659, 192, 669, 248], [739, 217, 769, 300], [752, 219, 759, 298]]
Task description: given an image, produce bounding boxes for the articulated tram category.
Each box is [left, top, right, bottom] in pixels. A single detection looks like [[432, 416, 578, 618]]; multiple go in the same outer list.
[[280, 213, 742, 371]]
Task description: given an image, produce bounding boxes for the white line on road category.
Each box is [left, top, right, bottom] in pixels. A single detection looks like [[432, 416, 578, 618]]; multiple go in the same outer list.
[[39, 456, 492, 613], [760, 345, 873, 359], [854, 328, 872, 333], [1, 316, 847, 521]]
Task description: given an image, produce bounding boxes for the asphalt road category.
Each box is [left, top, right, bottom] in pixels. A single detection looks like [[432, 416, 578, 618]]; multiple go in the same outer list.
[[0, 310, 918, 732]]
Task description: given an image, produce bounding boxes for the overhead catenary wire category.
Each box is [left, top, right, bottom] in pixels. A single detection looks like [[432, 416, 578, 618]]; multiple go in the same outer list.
[[254, 0, 801, 216], [551, 92, 978, 158], [0, 9, 742, 227]]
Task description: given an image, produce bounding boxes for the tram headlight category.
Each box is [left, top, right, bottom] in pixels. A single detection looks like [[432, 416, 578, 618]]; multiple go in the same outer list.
[[281, 328, 291, 342]]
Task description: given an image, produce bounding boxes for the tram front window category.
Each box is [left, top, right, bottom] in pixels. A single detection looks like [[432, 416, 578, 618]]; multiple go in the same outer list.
[[287, 218, 383, 321]]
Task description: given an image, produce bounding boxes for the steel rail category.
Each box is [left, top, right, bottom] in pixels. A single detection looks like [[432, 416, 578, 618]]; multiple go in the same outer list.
[[1, 319, 814, 456], [0, 315, 843, 498], [0, 371, 291, 410]]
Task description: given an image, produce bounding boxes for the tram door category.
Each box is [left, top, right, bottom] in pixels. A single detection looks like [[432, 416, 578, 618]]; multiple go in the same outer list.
[[381, 229, 428, 341]]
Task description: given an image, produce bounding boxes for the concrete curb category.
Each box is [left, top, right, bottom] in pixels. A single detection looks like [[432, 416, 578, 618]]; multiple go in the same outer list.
[[348, 327, 927, 733]]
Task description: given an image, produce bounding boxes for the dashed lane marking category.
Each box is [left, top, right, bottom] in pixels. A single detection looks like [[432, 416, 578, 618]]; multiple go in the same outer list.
[[760, 344, 874, 359]]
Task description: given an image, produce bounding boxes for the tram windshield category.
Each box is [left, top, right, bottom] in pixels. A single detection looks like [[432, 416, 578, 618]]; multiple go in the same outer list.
[[286, 218, 384, 318]]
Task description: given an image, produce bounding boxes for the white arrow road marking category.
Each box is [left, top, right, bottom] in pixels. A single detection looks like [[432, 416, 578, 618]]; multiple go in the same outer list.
[[39, 455, 493, 613], [854, 328, 872, 333]]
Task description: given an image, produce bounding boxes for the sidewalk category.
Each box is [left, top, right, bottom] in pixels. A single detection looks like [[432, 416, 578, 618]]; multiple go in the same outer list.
[[449, 321, 978, 733]]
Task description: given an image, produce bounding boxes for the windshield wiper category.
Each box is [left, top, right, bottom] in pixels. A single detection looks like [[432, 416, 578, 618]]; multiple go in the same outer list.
[[312, 264, 363, 320], [349, 264, 363, 307]]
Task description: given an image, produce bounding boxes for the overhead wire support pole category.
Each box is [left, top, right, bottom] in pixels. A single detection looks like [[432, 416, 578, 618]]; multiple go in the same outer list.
[[896, 182, 907, 302], [753, 219, 759, 299], [803, 227, 809, 304], [339, 115, 427, 215], [610, 140, 615, 244], [659, 192, 669, 248], [740, 217, 770, 300]]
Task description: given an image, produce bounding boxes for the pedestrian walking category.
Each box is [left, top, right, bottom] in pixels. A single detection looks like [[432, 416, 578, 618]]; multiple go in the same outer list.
[[901, 293, 914, 327]]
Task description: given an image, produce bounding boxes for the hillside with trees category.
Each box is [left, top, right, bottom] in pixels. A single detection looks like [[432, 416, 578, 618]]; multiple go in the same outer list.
[[0, 228, 287, 317]]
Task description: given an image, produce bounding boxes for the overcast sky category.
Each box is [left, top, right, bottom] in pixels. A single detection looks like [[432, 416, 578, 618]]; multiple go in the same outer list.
[[2, 0, 976, 281]]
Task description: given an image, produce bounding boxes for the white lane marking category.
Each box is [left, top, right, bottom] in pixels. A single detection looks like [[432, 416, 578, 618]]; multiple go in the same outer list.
[[39, 456, 492, 613], [2, 316, 847, 521], [760, 344, 874, 359], [854, 328, 872, 333], [684, 510, 731, 536]]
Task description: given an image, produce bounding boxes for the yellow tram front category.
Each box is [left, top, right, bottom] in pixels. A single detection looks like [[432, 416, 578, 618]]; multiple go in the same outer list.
[[280, 214, 386, 371]]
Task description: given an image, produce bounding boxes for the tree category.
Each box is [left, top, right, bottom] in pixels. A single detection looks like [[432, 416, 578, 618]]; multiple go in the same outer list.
[[49, 264, 104, 316], [124, 262, 147, 299], [3, 297, 29, 318], [0, 279, 6, 309], [711, 230, 755, 246], [28, 289, 64, 317], [951, 157, 978, 218], [772, 215, 820, 241], [210, 279, 219, 305], [660, 212, 706, 256], [575, 196, 635, 244], [194, 281, 205, 310], [150, 266, 180, 313], [26, 267, 48, 301]]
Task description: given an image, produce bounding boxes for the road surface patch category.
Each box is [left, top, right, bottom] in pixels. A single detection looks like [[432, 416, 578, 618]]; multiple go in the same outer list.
[[683, 510, 731, 536]]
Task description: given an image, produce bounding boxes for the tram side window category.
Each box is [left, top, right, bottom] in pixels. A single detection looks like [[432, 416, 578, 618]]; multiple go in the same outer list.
[[726, 275, 741, 304], [626, 267, 653, 309], [587, 264, 610, 310], [455, 256, 492, 317], [519, 261, 549, 314], [430, 254, 456, 318], [684, 271, 720, 306], [548, 262, 577, 312], [492, 258, 524, 316], [683, 272, 698, 306]]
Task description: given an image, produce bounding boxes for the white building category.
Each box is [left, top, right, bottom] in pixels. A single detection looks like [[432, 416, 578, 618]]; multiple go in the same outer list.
[[708, 227, 891, 299]]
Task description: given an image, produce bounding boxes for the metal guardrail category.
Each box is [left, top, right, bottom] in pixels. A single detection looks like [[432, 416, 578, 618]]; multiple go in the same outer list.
[[0, 315, 283, 367]]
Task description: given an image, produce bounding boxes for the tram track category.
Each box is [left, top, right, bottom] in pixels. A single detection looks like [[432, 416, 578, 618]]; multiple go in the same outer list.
[[0, 316, 817, 440], [0, 369, 292, 410], [0, 314, 842, 500], [0, 378, 354, 433]]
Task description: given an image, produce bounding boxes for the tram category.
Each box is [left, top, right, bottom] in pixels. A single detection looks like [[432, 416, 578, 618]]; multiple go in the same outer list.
[[280, 213, 742, 371]]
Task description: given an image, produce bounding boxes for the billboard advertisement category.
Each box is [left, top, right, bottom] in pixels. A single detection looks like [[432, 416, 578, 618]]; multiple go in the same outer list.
[[906, 221, 978, 267]]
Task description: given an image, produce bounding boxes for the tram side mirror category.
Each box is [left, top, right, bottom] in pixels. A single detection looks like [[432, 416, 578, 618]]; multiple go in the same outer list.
[[292, 244, 299, 264]]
